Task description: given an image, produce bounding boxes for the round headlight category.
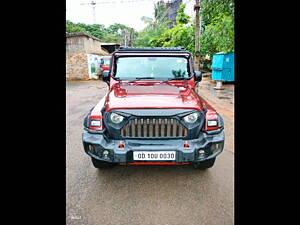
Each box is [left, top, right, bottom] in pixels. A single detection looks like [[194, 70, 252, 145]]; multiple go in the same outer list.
[[184, 112, 198, 123], [110, 113, 124, 123]]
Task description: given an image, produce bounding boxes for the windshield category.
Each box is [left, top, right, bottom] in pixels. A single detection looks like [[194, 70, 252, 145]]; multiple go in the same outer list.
[[114, 56, 190, 80]]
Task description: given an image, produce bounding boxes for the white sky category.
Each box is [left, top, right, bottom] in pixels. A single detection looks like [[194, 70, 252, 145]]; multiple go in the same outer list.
[[66, 0, 162, 31]]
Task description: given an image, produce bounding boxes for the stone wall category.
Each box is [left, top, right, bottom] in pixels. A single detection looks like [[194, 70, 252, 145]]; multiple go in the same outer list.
[[66, 52, 89, 80]]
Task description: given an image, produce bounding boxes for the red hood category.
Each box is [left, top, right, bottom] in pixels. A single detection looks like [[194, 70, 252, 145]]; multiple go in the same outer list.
[[104, 81, 206, 112]]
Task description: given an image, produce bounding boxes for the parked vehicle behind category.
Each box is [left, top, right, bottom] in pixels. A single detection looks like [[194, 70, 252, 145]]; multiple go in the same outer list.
[[98, 56, 111, 79]]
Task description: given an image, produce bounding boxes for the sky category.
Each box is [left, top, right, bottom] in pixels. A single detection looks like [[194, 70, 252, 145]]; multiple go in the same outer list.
[[66, 0, 162, 31]]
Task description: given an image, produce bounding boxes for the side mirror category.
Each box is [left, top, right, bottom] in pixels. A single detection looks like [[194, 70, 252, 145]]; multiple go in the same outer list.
[[194, 71, 202, 85], [102, 71, 110, 85]]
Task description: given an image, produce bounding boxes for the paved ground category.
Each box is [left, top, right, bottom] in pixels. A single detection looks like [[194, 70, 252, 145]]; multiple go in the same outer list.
[[66, 79, 234, 225]]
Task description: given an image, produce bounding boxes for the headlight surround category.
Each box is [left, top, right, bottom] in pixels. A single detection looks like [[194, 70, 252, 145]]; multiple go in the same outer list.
[[110, 113, 124, 124], [183, 112, 199, 123]]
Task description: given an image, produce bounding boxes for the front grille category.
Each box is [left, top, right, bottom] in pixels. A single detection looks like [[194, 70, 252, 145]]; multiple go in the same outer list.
[[121, 118, 187, 138]]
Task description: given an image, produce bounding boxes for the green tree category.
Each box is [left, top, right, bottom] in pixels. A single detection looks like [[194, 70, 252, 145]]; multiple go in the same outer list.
[[66, 20, 86, 33], [200, 14, 234, 55], [199, 0, 234, 56], [135, 1, 169, 47], [66, 20, 136, 45], [149, 4, 194, 53], [176, 4, 190, 25]]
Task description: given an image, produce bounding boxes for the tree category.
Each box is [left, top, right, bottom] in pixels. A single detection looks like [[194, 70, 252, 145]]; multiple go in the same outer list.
[[199, 0, 234, 56], [200, 14, 234, 55], [148, 4, 195, 53], [135, 1, 169, 47], [66, 20, 136, 45], [176, 4, 190, 25], [66, 20, 86, 33]]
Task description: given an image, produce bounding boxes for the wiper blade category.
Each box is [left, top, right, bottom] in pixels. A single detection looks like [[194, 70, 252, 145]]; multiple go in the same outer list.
[[160, 77, 189, 83], [135, 77, 155, 80], [127, 77, 155, 83]]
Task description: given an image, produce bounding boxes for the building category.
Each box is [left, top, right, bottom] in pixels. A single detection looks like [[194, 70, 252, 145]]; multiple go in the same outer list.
[[165, 0, 182, 28], [66, 32, 109, 80], [101, 43, 121, 54]]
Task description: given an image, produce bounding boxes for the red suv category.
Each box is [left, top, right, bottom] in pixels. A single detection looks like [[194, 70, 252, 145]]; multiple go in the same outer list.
[[83, 47, 224, 169], [98, 56, 111, 78]]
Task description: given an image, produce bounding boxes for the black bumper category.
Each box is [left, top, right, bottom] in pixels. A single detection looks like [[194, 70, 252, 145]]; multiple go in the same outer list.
[[82, 130, 225, 164]]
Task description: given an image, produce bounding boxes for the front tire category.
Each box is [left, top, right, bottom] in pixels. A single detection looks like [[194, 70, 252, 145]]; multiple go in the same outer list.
[[193, 158, 216, 170], [91, 158, 114, 169]]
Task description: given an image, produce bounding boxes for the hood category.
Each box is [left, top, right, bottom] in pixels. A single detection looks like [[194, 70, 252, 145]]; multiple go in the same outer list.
[[104, 81, 205, 112]]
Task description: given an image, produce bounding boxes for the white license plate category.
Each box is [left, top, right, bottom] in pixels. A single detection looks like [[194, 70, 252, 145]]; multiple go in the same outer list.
[[133, 151, 176, 161]]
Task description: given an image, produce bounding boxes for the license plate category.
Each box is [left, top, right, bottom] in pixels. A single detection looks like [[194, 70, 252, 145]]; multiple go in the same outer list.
[[133, 151, 176, 161]]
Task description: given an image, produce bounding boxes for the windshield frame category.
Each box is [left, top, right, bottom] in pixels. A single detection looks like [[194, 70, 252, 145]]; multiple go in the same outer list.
[[111, 54, 193, 81]]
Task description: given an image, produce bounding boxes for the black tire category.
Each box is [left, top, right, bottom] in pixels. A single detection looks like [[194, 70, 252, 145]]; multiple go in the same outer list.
[[193, 158, 216, 170], [91, 158, 114, 169]]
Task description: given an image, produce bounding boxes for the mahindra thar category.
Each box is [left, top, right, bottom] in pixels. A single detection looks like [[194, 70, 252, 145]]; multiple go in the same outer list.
[[82, 47, 225, 169]]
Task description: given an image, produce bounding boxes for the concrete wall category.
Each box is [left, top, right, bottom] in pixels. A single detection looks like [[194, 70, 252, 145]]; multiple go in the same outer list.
[[84, 37, 103, 55], [66, 36, 85, 54], [66, 35, 104, 55]]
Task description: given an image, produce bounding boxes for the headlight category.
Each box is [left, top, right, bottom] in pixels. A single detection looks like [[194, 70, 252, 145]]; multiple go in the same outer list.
[[207, 120, 218, 127], [184, 112, 198, 123], [110, 113, 124, 123]]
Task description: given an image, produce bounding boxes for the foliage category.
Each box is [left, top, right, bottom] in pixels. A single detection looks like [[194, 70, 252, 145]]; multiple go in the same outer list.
[[200, 0, 234, 28], [151, 24, 195, 54], [66, 20, 136, 45], [200, 13, 234, 55], [176, 4, 190, 25], [66, 20, 86, 33], [135, 1, 169, 47], [199, 0, 234, 56], [147, 4, 194, 53]]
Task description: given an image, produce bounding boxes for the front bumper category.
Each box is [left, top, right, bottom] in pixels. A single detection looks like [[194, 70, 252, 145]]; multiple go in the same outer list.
[[82, 130, 225, 164]]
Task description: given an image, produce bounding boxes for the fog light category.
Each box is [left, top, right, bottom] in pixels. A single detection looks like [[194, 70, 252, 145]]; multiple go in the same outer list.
[[102, 150, 109, 158], [88, 145, 95, 153], [198, 150, 205, 158]]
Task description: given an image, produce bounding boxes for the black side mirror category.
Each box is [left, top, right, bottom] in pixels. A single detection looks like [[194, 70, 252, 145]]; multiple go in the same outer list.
[[194, 71, 202, 85], [102, 71, 110, 85]]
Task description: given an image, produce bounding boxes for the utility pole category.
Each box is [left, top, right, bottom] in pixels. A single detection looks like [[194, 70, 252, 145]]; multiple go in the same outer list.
[[80, 1, 97, 24], [194, 0, 201, 71]]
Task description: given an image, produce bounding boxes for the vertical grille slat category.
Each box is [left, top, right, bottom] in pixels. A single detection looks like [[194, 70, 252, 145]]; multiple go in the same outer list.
[[155, 118, 159, 137], [137, 119, 141, 137], [121, 117, 187, 138], [172, 119, 177, 137], [178, 123, 183, 137], [161, 119, 165, 137], [149, 119, 153, 137]]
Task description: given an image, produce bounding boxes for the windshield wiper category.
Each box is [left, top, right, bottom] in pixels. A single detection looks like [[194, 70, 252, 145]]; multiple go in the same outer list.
[[135, 77, 155, 80], [160, 77, 189, 83], [127, 77, 155, 83]]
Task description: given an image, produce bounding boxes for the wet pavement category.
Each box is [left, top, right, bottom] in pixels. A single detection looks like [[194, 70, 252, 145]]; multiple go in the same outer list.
[[66, 79, 234, 225]]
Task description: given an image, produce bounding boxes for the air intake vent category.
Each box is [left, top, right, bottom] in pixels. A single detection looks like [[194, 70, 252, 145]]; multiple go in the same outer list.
[[121, 118, 187, 138]]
